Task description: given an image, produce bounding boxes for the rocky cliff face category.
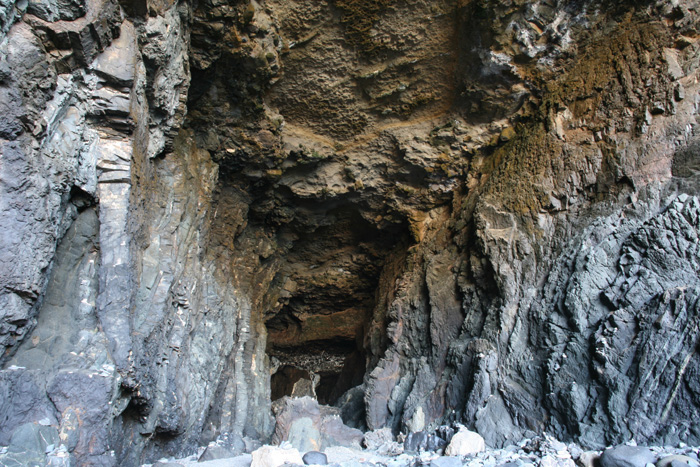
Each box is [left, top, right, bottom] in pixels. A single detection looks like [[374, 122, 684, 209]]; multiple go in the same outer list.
[[1, 0, 699, 465]]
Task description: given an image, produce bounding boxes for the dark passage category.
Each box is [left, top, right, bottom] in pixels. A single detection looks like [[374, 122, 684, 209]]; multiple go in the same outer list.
[[265, 207, 409, 405]]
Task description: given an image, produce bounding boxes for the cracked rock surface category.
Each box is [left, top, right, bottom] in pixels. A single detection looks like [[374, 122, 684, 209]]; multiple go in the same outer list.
[[0, 0, 700, 465]]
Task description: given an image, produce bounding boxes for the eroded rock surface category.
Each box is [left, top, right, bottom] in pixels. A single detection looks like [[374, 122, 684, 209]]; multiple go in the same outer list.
[[0, 0, 699, 465]]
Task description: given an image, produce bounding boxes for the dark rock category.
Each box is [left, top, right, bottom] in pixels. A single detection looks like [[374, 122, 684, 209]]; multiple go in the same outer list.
[[404, 432, 429, 453], [599, 446, 656, 467], [0, 370, 57, 445], [27, 0, 86, 22], [404, 431, 447, 453], [1, 0, 700, 465], [303, 451, 328, 465], [335, 386, 367, 431]]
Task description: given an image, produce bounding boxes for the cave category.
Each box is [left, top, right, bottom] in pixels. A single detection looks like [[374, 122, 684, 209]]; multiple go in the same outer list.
[[3, 0, 700, 464], [259, 201, 411, 406]]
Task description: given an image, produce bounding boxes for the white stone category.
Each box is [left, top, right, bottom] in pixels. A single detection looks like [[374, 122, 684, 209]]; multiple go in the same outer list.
[[251, 445, 304, 467], [444, 427, 485, 457]]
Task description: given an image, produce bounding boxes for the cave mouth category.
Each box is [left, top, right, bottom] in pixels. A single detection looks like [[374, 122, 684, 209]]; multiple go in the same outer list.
[[264, 207, 408, 407], [268, 340, 364, 405]]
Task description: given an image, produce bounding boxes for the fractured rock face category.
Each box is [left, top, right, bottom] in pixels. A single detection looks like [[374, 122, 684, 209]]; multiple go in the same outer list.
[[1, 0, 700, 465]]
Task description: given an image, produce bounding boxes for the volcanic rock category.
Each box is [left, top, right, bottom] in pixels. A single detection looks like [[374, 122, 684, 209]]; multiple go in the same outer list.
[[0, 0, 700, 465]]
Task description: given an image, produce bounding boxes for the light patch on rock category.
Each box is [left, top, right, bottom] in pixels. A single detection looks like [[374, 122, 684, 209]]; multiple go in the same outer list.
[[251, 445, 303, 467]]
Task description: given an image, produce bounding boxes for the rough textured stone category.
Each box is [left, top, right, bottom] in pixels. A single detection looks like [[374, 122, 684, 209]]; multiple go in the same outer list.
[[0, 422, 60, 466], [445, 428, 486, 457], [272, 397, 363, 452], [251, 445, 304, 467], [363, 428, 394, 451], [1, 0, 700, 465]]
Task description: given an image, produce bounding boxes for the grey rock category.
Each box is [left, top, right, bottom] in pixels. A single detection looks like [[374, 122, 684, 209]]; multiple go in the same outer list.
[[198, 445, 236, 462], [243, 437, 263, 454], [91, 20, 136, 87], [218, 432, 247, 455], [303, 451, 328, 465], [0, 422, 60, 466], [7, 423, 59, 455], [363, 427, 394, 450], [657, 456, 700, 467], [335, 386, 367, 431], [431, 457, 463, 467], [599, 446, 656, 467], [0, 370, 57, 445], [1, 1, 700, 466], [272, 397, 363, 451], [27, 0, 85, 22]]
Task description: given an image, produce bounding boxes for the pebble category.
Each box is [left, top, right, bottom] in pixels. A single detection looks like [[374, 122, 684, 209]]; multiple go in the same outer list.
[[303, 451, 328, 465], [138, 436, 700, 467]]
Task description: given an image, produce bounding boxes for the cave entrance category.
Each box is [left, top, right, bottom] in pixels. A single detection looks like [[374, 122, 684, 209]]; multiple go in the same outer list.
[[265, 207, 407, 406]]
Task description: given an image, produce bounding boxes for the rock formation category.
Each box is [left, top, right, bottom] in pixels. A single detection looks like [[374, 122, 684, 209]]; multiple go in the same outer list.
[[0, 0, 699, 464]]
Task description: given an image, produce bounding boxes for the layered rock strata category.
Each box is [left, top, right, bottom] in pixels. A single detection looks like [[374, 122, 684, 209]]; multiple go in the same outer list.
[[0, 0, 699, 465]]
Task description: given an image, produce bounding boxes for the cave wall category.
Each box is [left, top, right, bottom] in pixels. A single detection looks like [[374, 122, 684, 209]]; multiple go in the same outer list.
[[0, 0, 699, 465]]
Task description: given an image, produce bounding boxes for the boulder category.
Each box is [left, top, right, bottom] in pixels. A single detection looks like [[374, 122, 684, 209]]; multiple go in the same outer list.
[[272, 397, 363, 451], [444, 427, 485, 457], [251, 445, 304, 467], [404, 431, 428, 452], [303, 451, 328, 465], [363, 427, 394, 450], [657, 456, 700, 467], [404, 430, 448, 453], [599, 446, 656, 467]]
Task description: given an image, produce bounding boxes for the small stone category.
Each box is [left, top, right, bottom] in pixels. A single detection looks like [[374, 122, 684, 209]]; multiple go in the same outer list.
[[674, 84, 685, 101], [445, 428, 485, 457], [303, 451, 328, 465], [599, 446, 656, 467], [499, 127, 516, 142]]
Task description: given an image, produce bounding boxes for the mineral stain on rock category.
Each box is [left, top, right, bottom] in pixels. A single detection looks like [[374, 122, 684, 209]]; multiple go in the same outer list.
[[0, 0, 700, 465]]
